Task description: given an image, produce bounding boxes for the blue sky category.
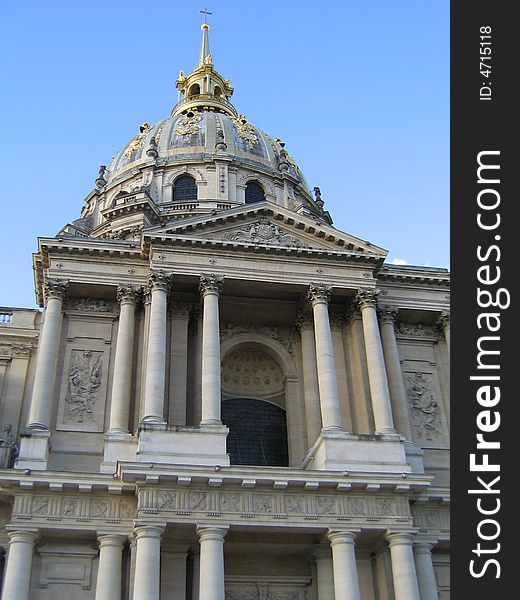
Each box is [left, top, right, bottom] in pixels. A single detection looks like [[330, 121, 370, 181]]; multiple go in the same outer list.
[[0, 0, 449, 308]]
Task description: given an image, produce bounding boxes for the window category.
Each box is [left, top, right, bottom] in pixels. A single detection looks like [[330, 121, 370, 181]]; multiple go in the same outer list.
[[214, 86, 222, 97], [222, 398, 289, 466], [173, 175, 197, 201], [188, 84, 200, 96], [245, 181, 265, 204]]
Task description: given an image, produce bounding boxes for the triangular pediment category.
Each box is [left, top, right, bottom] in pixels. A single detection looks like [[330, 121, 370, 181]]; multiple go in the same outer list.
[[144, 202, 387, 258]]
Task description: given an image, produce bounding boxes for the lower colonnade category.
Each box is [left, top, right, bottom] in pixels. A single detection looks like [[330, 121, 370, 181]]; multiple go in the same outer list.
[[1, 522, 440, 600]]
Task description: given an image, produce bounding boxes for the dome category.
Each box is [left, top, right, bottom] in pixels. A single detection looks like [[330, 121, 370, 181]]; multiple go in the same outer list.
[[67, 21, 331, 240], [106, 110, 309, 190]]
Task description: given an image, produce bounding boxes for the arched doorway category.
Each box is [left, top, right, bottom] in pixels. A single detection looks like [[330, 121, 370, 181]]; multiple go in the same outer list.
[[222, 398, 289, 466]]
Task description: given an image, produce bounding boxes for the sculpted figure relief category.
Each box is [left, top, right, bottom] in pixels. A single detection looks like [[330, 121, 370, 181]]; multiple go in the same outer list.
[[0, 424, 17, 468], [65, 351, 103, 423], [407, 372, 442, 439]]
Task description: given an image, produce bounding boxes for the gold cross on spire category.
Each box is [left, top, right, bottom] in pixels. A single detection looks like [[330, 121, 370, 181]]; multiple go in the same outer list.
[[200, 6, 212, 24]]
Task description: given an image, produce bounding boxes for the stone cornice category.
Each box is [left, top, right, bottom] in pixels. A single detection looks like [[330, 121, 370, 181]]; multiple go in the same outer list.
[[378, 265, 450, 287]]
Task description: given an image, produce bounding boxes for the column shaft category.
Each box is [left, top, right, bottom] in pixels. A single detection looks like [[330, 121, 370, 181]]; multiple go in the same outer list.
[[142, 274, 170, 423], [357, 290, 395, 433], [414, 543, 438, 600], [328, 530, 361, 600], [387, 533, 421, 600], [2, 530, 38, 600], [379, 308, 413, 439], [200, 275, 223, 425], [309, 284, 342, 431], [198, 526, 227, 600], [314, 546, 335, 600], [95, 534, 126, 600], [299, 316, 322, 445], [109, 288, 138, 433], [133, 525, 163, 600], [28, 281, 67, 428]]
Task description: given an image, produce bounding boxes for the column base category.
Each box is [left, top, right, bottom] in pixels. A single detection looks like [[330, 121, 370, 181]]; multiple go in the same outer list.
[[137, 425, 230, 467], [302, 430, 410, 473], [14, 429, 51, 471], [100, 432, 138, 474]]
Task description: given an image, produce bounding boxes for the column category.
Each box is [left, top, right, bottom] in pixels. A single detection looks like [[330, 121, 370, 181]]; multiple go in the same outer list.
[[109, 286, 140, 433], [133, 524, 164, 600], [308, 283, 343, 431], [199, 274, 224, 426], [161, 547, 188, 600], [386, 532, 421, 600], [379, 306, 413, 439], [27, 280, 68, 429], [95, 534, 126, 600], [436, 312, 450, 356], [313, 544, 335, 600], [169, 300, 191, 425], [197, 526, 228, 600], [1, 529, 38, 600], [191, 546, 200, 600], [356, 289, 395, 434], [327, 530, 361, 600], [142, 272, 171, 423], [297, 312, 322, 445], [414, 542, 439, 600]]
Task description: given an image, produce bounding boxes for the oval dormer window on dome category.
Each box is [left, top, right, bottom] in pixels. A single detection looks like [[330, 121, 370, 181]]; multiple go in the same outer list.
[[173, 175, 198, 201], [188, 83, 201, 97], [245, 181, 265, 204]]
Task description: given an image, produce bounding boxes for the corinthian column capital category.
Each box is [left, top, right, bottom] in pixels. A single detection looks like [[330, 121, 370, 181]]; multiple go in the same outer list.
[[355, 288, 380, 310], [116, 285, 141, 306], [378, 305, 399, 325], [199, 273, 224, 297], [436, 311, 450, 327], [308, 282, 332, 306], [147, 271, 172, 294], [43, 279, 69, 302], [295, 310, 313, 332]]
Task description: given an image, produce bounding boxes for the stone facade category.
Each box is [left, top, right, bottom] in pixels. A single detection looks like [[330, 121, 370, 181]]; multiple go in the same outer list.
[[0, 22, 449, 600]]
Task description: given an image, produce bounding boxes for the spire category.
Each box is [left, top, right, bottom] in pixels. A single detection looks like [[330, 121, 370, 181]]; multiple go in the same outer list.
[[199, 7, 212, 66]]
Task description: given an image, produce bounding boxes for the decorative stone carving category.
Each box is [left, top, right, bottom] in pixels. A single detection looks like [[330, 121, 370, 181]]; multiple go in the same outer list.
[[295, 311, 313, 332], [222, 349, 284, 396], [174, 111, 203, 136], [199, 273, 224, 296], [355, 288, 379, 309], [378, 306, 398, 325], [169, 300, 192, 319], [147, 271, 172, 294], [397, 323, 434, 337], [223, 218, 308, 248], [124, 122, 153, 158], [65, 350, 103, 423], [220, 322, 295, 353], [0, 424, 17, 468], [66, 297, 116, 312], [44, 279, 69, 302], [116, 285, 141, 306], [307, 283, 332, 305], [231, 114, 259, 148], [329, 312, 346, 330], [12, 494, 137, 523], [406, 372, 442, 439]]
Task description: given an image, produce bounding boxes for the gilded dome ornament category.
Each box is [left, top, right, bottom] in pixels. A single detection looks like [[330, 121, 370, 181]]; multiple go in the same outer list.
[[123, 122, 153, 159], [174, 111, 203, 136], [231, 114, 259, 149]]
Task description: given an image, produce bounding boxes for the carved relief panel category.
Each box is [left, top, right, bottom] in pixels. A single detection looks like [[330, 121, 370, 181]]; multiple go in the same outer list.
[[56, 313, 114, 432], [403, 367, 448, 445]]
